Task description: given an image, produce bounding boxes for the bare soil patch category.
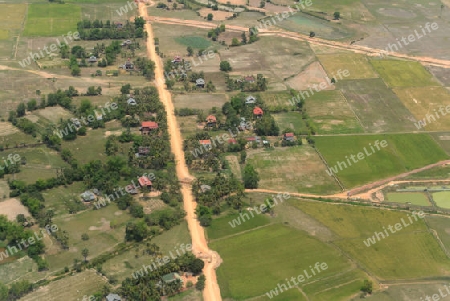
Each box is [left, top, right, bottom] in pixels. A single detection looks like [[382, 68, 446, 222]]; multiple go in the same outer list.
[[0, 198, 31, 221], [0, 122, 19, 136], [217, 0, 246, 5], [286, 61, 335, 90], [198, 8, 233, 20]]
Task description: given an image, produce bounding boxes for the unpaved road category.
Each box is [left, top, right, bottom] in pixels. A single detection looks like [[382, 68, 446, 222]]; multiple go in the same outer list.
[[139, 4, 222, 301], [147, 16, 450, 68]]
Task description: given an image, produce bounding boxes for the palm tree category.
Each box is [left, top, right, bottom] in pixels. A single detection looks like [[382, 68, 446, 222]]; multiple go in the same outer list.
[[81, 248, 89, 262]]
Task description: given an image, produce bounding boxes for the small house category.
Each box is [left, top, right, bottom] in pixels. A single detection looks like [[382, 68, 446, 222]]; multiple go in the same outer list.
[[138, 176, 152, 189], [284, 132, 294, 141], [115, 22, 123, 29], [206, 115, 217, 126], [140, 121, 159, 135], [88, 56, 97, 63], [199, 140, 212, 150], [80, 191, 95, 202], [124, 59, 134, 70], [172, 56, 182, 63], [161, 272, 183, 284], [106, 294, 122, 301], [200, 184, 211, 192], [244, 75, 255, 83], [196, 78, 205, 88], [127, 98, 137, 105], [125, 184, 139, 195], [245, 95, 256, 105], [228, 138, 237, 144], [138, 146, 150, 156], [253, 106, 264, 117], [246, 136, 261, 144]]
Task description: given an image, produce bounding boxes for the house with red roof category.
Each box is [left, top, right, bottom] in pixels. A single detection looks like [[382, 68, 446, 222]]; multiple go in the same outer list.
[[199, 139, 212, 146], [283, 132, 295, 141], [138, 176, 152, 189], [253, 107, 263, 118], [206, 115, 217, 127], [140, 121, 159, 135]]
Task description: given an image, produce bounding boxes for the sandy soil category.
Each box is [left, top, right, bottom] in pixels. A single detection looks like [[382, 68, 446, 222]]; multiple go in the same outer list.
[[198, 8, 234, 21], [286, 61, 335, 90], [217, 0, 246, 5], [139, 4, 222, 301], [0, 198, 31, 221]]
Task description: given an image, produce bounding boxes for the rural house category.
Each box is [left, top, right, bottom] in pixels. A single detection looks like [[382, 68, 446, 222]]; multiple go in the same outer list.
[[172, 56, 182, 63], [245, 95, 256, 105], [244, 75, 255, 83], [115, 22, 123, 29], [253, 106, 264, 118], [127, 97, 137, 105], [80, 191, 95, 202], [199, 139, 212, 149], [206, 115, 217, 127], [106, 293, 122, 301], [88, 56, 97, 63], [161, 272, 183, 284], [138, 146, 150, 156], [284, 133, 295, 141], [140, 121, 159, 135], [196, 78, 205, 88], [138, 176, 152, 189]]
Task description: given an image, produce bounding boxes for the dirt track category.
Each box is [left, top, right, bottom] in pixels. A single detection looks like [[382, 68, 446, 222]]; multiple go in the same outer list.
[[147, 16, 450, 68], [139, 4, 222, 301]]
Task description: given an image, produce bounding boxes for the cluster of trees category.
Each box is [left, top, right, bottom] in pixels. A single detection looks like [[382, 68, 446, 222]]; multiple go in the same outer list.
[[207, 24, 225, 41], [0, 280, 33, 301], [226, 73, 267, 92], [119, 252, 205, 299], [76, 17, 145, 40], [0, 215, 48, 271]]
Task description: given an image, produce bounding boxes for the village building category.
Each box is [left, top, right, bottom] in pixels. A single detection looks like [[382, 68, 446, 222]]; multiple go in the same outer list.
[[88, 56, 97, 63], [253, 106, 264, 118], [196, 78, 205, 88], [245, 95, 256, 105], [206, 115, 217, 127], [106, 293, 122, 301], [127, 97, 137, 105], [283, 132, 295, 141], [140, 121, 159, 135], [80, 191, 95, 202], [138, 176, 152, 189]]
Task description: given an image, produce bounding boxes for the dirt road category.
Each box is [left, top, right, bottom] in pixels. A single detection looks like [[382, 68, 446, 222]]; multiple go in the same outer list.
[[146, 16, 450, 68], [139, 4, 222, 301]]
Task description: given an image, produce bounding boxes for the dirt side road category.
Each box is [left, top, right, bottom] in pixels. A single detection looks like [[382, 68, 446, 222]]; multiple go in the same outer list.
[[139, 4, 222, 301]]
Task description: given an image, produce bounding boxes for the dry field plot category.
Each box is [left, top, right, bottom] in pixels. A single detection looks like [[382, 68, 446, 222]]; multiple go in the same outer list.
[[0, 4, 27, 40], [246, 146, 341, 194], [394, 86, 450, 131], [317, 54, 378, 80], [286, 61, 334, 91], [198, 8, 234, 20], [0, 122, 19, 136], [19, 269, 107, 301], [35, 106, 74, 124], [217, 0, 247, 5], [0, 198, 31, 221], [173, 93, 227, 110]]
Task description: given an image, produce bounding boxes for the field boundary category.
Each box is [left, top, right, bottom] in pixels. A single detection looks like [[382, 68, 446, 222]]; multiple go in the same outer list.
[[312, 146, 345, 191]]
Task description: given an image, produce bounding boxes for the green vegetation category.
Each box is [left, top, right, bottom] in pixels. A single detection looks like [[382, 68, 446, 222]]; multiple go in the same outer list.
[[432, 191, 450, 209], [385, 192, 431, 206], [370, 60, 438, 87], [174, 36, 212, 49], [207, 213, 270, 240], [23, 3, 81, 37], [315, 134, 448, 187]]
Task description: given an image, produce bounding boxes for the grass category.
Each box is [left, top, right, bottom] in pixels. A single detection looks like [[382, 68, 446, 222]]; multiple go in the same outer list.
[[246, 146, 341, 194], [305, 90, 364, 134], [174, 36, 212, 49], [19, 269, 107, 301], [273, 112, 309, 134], [150, 222, 192, 254], [315, 134, 448, 187], [393, 86, 450, 131], [0, 4, 27, 41], [47, 204, 132, 271], [61, 128, 109, 164], [338, 78, 417, 132], [210, 223, 352, 300], [317, 54, 378, 79], [173, 93, 227, 111], [41, 182, 85, 215], [370, 60, 438, 88], [23, 3, 81, 37], [426, 215, 450, 253], [432, 191, 450, 209], [207, 213, 271, 240], [291, 200, 450, 280], [385, 192, 431, 206]]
